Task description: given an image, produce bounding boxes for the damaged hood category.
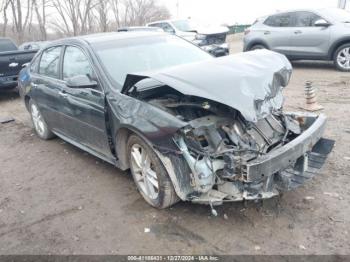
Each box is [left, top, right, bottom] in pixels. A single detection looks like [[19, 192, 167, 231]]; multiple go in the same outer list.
[[122, 50, 292, 122]]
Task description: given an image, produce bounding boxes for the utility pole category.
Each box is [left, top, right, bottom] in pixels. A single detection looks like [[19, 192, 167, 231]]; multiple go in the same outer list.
[[338, 0, 347, 9]]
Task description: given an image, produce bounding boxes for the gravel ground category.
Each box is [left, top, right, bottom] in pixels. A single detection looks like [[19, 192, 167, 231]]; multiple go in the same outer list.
[[0, 35, 349, 255]]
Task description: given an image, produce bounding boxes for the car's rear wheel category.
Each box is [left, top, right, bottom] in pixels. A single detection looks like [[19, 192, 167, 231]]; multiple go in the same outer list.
[[29, 99, 55, 140], [127, 134, 179, 209], [250, 44, 267, 51], [334, 44, 350, 71]]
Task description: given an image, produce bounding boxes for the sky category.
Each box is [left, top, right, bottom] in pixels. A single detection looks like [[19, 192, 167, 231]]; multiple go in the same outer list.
[[160, 0, 342, 25]]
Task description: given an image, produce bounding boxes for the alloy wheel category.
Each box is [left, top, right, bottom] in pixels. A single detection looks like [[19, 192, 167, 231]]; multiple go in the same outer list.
[[337, 47, 350, 70], [31, 103, 46, 137], [130, 143, 159, 200]]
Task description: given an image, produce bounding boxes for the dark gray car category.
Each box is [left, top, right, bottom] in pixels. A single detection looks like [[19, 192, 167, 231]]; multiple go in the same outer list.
[[18, 32, 333, 209], [243, 8, 350, 71]]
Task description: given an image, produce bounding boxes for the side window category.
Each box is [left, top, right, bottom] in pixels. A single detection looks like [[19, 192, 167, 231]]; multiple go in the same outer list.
[[160, 23, 175, 33], [62, 46, 93, 80], [294, 11, 322, 27], [264, 13, 293, 27], [30, 54, 40, 73], [148, 23, 160, 28], [39, 46, 62, 78]]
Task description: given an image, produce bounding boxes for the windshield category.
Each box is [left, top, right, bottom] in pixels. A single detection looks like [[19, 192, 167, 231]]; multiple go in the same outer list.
[[92, 35, 212, 87], [322, 8, 350, 22], [172, 20, 195, 32]]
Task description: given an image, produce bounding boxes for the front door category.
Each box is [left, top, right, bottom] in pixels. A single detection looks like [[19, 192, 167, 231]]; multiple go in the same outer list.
[[59, 45, 111, 157], [289, 11, 331, 58]]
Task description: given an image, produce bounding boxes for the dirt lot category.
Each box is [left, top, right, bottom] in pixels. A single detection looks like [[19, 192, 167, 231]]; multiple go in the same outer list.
[[0, 36, 350, 255]]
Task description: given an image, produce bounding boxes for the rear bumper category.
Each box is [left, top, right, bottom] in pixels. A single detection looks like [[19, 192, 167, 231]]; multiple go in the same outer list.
[[0, 75, 18, 89]]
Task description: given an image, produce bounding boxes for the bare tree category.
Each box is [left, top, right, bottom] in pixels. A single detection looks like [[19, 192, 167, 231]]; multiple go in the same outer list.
[[8, 0, 33, 43], [122, 0, 170, 27], [32, 0, 48, 40], [0, 0, 10, 36], [110, 0, 121, 28], [51, 0, 98, 36], [108, 0, 170, 29], [95, 0, 109, 32]]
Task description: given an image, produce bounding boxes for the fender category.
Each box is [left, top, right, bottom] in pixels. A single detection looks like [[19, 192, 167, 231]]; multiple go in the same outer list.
[[244, 38, 271, 51], [327, 36, 350, 59]]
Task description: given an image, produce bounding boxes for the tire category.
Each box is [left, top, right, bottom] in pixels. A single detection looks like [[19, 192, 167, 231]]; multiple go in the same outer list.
[[29, 99, 55, 140], [334, 44, 350, 72], [250, 44, 267, 51], [127, 134, 179, 209]]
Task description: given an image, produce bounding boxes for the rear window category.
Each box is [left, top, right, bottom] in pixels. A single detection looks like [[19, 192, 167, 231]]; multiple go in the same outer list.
[[0, 39, 17, 52], [264, 13, 294, 27]]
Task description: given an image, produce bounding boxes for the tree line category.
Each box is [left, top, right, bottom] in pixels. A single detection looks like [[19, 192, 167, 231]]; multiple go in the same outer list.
[[0, 0, 170, 44]]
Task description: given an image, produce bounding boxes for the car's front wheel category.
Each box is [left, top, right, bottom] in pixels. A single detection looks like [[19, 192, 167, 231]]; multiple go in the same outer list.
[[29, 99, 55, 140], [334, 44, 350, 71], [127, 134, 179, 209]]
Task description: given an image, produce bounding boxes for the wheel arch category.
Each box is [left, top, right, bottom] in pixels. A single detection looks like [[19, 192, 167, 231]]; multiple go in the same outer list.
[[114, 125, 190, 201], [246, 39, 270, 51], [328, 37, 350, 60], [24, 95, 31, 112]]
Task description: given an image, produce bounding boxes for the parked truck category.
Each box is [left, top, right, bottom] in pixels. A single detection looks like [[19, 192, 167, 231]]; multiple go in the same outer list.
[[0, 38, 37, 90]]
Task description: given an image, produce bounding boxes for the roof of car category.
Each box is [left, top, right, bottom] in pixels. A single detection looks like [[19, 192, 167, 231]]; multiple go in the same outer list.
[[264, 7, 338, 17], [48, 32, 167, 46], [148, 19, 187, 25]]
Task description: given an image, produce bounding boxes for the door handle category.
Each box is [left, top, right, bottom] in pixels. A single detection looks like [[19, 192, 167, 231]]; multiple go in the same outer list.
[[294, 30, 302, 34], [264, 31, 271, 35], [59, 91, 68, 98]]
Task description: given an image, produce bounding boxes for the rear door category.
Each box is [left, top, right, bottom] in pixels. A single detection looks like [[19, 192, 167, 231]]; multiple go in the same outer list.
[[262, 12, 295, 55], [289, 11, 331, 58], [31, 46, 65, 131], [59, 45, 111, 156]]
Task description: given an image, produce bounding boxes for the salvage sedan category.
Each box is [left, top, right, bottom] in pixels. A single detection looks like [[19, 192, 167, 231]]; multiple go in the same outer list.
[[18, 32, 334, 209]]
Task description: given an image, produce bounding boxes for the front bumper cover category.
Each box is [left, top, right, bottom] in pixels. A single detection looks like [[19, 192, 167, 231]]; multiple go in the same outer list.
[[192, 113, 334, 204], [246, 113, 328, 182]]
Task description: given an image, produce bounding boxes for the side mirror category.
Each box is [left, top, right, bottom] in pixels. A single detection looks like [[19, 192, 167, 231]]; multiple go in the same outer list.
[[66, 75, 97, 89], [314, 19, 330, 27]]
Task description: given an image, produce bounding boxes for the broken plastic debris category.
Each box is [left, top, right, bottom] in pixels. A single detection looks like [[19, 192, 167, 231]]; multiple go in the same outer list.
[[323, 192, 340, 198], [303, 196, 315, 201], [299, 245, 307, 250], [0, 117, 15, 124], [144, 228, 150, 233]]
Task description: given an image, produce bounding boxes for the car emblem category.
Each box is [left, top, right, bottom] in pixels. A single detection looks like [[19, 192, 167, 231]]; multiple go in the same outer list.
[[9, 62, 19, 67]]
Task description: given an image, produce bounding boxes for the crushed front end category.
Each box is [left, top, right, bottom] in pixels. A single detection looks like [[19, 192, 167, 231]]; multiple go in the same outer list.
[[172, 111, 334, 204], [121, 50, 334, 205]]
